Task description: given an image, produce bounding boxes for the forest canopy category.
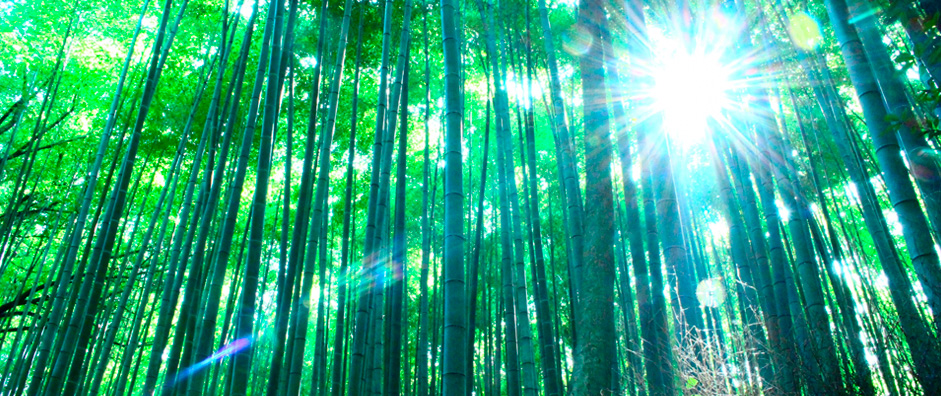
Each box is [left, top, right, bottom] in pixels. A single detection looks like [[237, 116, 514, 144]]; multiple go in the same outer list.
[[1, 0, 941, 395]]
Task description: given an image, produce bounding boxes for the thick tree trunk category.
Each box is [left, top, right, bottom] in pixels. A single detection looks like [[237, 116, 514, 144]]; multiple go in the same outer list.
[[572, 0, 617, 393], [441, 0, 467, 391]]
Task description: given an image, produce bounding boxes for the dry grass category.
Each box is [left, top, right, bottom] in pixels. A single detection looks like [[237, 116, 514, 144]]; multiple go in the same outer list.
[[673, 326, 770, 396]]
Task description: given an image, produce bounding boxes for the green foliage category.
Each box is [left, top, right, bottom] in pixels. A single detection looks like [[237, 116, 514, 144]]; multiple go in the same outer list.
[[3, 0, 941, 394]]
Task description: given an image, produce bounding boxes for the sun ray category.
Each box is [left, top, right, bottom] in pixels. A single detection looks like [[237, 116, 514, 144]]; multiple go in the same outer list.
[[607, 2, 791, 157], [650, 45, 732, 145]]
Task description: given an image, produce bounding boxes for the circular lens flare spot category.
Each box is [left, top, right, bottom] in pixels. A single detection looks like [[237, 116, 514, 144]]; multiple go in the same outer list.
[[788, 12, 822, 50], [909, 147, 941, 182], [562, 24, 593, 56], [696, 277, 727, 308]]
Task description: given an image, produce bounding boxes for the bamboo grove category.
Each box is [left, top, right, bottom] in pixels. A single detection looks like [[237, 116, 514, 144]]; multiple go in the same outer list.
[[2, 0, 941, 394]]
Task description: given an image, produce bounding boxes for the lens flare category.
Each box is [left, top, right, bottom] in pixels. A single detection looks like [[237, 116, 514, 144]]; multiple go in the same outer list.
[[696, 277, 727, 308], [651, 47, 732, 145], [618, 4, 776, 152], [788, 12, 822, 50], [168, 337, 253, 387]]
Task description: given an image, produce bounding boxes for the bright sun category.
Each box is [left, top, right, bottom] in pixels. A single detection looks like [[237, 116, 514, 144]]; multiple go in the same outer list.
[[651, 47, 732, 145]]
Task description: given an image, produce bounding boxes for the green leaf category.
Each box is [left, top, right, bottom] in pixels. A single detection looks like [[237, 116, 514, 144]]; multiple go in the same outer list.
[[894, 53, 915, 67]]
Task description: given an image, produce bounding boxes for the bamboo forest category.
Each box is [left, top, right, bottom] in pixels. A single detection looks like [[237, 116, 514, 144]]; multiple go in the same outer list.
[[5, 0, 941, 394]]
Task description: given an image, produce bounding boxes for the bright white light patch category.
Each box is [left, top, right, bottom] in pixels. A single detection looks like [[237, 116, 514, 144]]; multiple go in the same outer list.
[[708, 219, 729, 238], [651, 49, 731, 145], [299, 56, 318, 69], [776, 199, 791, 221], [153, 171, 166, 187], [235, 0, 254, 20]]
